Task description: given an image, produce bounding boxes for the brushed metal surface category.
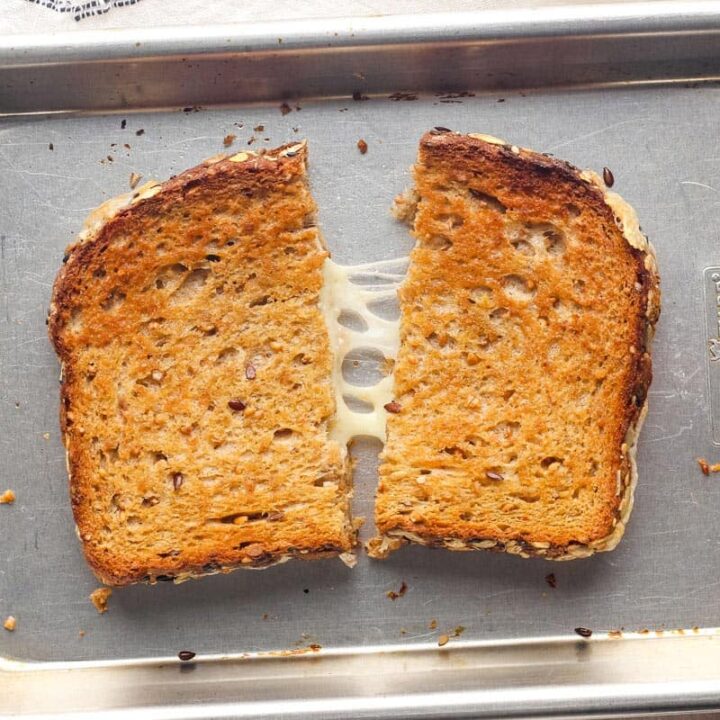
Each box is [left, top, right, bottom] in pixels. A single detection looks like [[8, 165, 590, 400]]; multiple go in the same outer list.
[[2, 3, 720, 717]]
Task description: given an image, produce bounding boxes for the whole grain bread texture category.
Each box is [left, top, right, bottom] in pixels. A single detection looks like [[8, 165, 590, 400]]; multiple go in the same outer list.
[[369, 131, 659, 561], [49, 142, 356, 586]]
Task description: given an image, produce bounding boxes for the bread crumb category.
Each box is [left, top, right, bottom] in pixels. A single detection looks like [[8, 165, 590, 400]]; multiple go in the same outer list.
[[223, 134, 236, 148], [0, 489, 16, 504], [357, 139, 368, 155], [386, 580, 408, 600], [429, 618, 437, 630], [697, 458, 720, 475], [79, 629, 86, 638], [129, 172, 142, 189], [437, 634, 449, 647], [43, 432, 50, 440], [280, 103, 292, 115], [90, 587, 112, 614], [253, 125, 265, 132], [454, 625, 465, 637], [3, 616, 16, 631], [545, 572, 557, 588]]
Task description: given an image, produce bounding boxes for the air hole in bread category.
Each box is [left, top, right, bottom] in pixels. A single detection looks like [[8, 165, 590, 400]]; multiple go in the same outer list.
[[502, 274, 535, 302], [469, 188, 507, 214], [542, 227, 565, 256], [573, 279, 586, 293], [425, 331, 456, 350], [437, 213, 465, 228], [510, 238, 535, 256], [313, 477, 337, 487], [541, 456, 564, 469], [93, 268, 107, 279], [150, 451, 167, 463], [136, 371, 163, 388], [468, 286, 493, 304], [171, 268, 210, 304], [442, 445, 470, 458], [460, 511, 472, 521], [511, 491, 541, 503], [492, 421, 520, 440], [126, 515, 141, 527], [273, 428, 295, 443], [425, 235, 453, 251], [338, 310, 368, 332], [249, 294, 271, 308], [490, 307, 509, 321], [142, 495, 160, 507], [100, 288, 126, 312], [216, 347, 238, 364], [566, 203, 581, 218]]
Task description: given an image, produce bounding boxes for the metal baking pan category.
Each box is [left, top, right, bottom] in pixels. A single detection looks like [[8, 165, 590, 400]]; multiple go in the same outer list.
[[2, 2, 720, 717]]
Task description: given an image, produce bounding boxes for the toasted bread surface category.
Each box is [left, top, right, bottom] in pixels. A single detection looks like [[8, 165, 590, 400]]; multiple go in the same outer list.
[[49, 143, 355, 585], [370, 131, 659, 560]]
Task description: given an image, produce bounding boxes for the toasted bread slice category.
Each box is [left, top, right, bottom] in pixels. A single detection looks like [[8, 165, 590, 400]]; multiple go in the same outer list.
[[369, 131, 659, 561], [49, 143, 355, 586]]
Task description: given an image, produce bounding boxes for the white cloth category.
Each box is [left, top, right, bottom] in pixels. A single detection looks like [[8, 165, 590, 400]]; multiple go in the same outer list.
[[6, 0, 631, 34]]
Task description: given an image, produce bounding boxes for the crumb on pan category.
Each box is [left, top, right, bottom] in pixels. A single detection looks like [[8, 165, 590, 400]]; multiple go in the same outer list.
[[0, 489, 16, 505], [357, 139, 368, 155], [79, 629, 86, 637], [545, 573, 557, 588], [3, 616, 16, 631], [280, 103, 292, 115], [223, 134, 236, 148], [697, 458, 720, 475], [90, 587, 112, 614], [129, 172, 142, 189], [386, 580, 408, 600], [574, 627, 593, 638], [429, 618, 437, 630], [178, 650, 196, 661], [437, 634, 449, 647]]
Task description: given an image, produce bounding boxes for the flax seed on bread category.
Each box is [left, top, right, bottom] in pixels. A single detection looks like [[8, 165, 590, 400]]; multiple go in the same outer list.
[[369, 130, 659, 561], [49, 142, 356, 586]]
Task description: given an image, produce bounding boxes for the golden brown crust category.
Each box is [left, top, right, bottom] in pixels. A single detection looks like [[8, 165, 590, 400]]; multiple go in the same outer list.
[[49, 143, 356, 586], [371, 131, 659, 560]]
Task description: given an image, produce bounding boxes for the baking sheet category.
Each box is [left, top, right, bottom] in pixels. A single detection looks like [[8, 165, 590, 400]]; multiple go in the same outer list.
[[1, 83, 717, 664], [2, 5, 720, 718]]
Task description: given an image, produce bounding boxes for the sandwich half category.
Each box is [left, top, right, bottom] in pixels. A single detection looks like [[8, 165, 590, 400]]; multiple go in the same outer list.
[[49, 143, 356, 585], [369, 130, 659, 561]]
